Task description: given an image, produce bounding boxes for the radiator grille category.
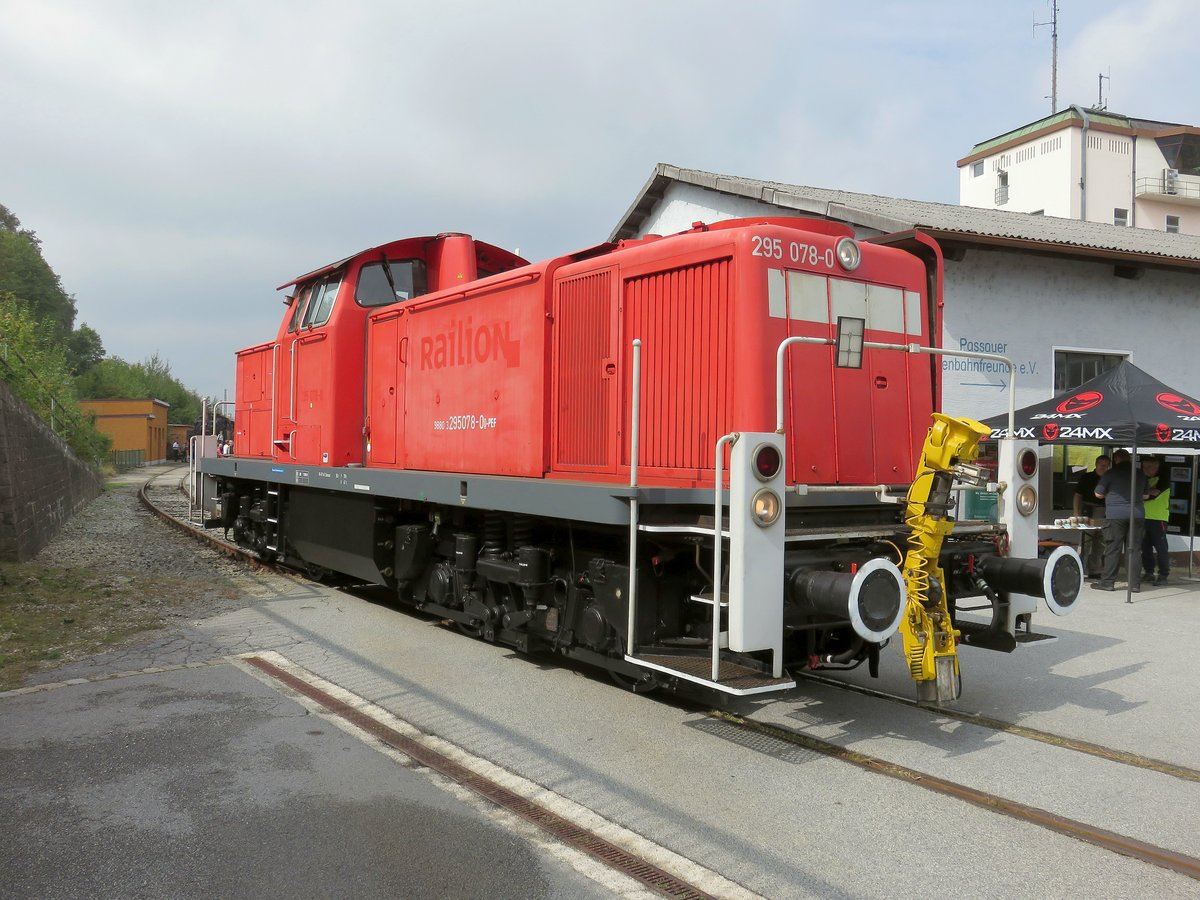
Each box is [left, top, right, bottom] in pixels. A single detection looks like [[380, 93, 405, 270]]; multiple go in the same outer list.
[[625, 259, 731, 472], [553, 269, 613, 468]]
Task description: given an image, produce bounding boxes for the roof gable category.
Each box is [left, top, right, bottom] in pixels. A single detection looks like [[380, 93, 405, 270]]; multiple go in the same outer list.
[[612, 164, 1200, 270]]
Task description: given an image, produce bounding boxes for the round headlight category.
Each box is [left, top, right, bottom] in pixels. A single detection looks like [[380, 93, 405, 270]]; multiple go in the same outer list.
[[836, 238, 861, 271], [1016, 484, 1037, 516], [751, 488, 782, 527], [753, 443, 782, 481]]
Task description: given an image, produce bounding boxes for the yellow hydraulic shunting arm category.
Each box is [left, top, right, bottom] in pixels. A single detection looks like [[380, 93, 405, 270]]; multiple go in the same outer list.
[[899, 413, 991, 703]]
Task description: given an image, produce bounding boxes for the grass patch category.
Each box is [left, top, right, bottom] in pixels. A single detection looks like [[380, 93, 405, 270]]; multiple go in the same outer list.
[[0, 562, 234, 690]]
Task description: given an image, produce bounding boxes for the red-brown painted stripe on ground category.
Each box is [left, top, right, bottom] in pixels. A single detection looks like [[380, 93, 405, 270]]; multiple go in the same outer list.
[[792, 671, 1200, 784], [712, 710, 1200, 882], [244, 655, 719, 900]]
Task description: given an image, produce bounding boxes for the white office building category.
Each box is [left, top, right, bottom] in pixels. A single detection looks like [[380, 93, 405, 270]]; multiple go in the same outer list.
[[958, 108, 1200, 235]]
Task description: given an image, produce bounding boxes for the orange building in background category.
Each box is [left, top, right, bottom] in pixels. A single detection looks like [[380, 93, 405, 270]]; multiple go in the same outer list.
[[80, 398, 171, 464]]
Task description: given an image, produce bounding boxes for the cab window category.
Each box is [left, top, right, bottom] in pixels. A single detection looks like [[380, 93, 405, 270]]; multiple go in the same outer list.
[[286, 285, 312, 334], [302, 276, 342, 328], [355, 259, 428, 307]]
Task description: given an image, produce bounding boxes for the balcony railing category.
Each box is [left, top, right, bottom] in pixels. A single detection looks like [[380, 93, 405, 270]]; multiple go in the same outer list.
[[1136, 173, 1200, 202], [994, 185, 1009, 205]]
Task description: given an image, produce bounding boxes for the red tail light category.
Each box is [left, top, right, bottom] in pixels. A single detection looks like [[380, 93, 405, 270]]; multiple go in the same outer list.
[[1019, 449, 1038, 478], [753, 443, 782, 481]]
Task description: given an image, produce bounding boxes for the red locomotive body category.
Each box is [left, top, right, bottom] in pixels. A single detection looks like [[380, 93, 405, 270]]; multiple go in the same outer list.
[[362, 219, 932, 487], [199, 217, 1080, 699]]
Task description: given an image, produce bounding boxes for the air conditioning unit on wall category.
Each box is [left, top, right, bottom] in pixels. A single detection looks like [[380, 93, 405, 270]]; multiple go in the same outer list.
[[1164, 168, 1179, 194]]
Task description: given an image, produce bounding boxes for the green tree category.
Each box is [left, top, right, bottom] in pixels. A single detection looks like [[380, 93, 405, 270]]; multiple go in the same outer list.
[[74, 353, 202, 426], [0, 292, 108, 462], [65, 323, 105, 375], [2, 201, 203, 432], [0, 204, 76, 336]]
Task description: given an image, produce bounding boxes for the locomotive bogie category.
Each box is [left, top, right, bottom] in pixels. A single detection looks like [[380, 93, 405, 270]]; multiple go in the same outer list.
[[209, 467, 948, 690]]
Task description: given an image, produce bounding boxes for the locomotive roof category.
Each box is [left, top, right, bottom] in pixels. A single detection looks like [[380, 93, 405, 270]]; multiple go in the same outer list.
[[613, 163, 1200, 272], [277, 235, 527, 291]]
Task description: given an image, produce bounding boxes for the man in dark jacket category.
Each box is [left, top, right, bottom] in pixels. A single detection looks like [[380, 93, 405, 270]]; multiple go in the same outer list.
[[1073, 454, 1110, 578], [1093, 449, 1148, 591]]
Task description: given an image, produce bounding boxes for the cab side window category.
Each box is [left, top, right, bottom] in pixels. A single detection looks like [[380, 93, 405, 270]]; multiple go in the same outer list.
[[302, 276, 342, 328], [286, 285, 312, 334]]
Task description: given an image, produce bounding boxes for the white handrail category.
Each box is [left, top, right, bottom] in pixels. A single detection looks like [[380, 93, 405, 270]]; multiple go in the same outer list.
[[775, 336, 834, 432], [774, 336, 1016, 438], [289, 340, 298, 423], [271, 342, 279, 459], [626, 339, 642, 656], [712, 432, 739, 681]]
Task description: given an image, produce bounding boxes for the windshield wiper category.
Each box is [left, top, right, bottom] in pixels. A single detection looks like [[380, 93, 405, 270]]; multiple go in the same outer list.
[[378, 253, 398, 299]]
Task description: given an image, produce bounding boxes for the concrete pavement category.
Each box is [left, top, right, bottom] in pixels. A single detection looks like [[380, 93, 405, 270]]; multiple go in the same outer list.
[[4, 536, 1199, 897]]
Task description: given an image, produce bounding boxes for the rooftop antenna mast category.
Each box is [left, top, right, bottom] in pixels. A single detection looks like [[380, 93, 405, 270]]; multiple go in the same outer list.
[[1097, 70, 1110, 110], [1034, 1, 1059, 114]]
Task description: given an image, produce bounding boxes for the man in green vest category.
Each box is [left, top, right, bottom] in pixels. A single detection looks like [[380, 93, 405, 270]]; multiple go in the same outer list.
[[1141, 455, 1171, 586]]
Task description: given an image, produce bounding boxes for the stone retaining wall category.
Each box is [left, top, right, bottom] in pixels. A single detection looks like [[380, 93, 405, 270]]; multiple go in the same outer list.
[[0, 379, 103, 562]]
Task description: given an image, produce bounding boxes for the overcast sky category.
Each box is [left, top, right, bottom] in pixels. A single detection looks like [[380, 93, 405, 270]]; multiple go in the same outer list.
[[1, 0, 1194, 404]]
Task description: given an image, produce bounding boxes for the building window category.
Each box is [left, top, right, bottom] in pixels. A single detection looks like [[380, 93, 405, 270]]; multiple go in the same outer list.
[[1167, 215, 1181, 234], [995, 171, 1009, 205], [1054, 350, 1125, 394], [1113, 208, 1128, 227], [971, 161, 984, 177]]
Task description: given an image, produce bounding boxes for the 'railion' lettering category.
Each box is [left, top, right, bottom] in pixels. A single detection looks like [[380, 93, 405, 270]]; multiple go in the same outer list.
[[419, 317, 520, 371]]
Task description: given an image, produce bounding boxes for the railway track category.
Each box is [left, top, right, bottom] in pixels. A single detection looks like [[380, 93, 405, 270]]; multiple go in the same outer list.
[[789, 670, 1200, 785], [141, 465, 1200, 886], [708, 709, 1200, 882]]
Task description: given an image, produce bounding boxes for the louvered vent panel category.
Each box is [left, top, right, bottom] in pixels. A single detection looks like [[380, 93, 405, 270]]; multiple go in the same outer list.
[[554, 270, 612, 468], [625, 259, 730, 473]]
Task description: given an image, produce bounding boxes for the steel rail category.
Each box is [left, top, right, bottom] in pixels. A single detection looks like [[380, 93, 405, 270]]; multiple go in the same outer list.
[[789, 669, 1200, 784], [711, 708, 1200, 882]]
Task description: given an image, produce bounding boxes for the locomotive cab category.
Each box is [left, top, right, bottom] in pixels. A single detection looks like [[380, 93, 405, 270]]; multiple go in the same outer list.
[[233, 234, 527, 465]]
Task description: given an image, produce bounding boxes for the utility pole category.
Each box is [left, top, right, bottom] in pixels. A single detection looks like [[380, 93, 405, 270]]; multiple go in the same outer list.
[[1097, 71, 1110, 110], [1035, 1, 1059, 114]]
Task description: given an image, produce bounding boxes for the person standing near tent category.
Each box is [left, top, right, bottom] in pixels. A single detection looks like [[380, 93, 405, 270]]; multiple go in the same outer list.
[[1141, 455, 1171, 586], [1073, 453, 1111, 578], [1093, 449, 1149, 591]]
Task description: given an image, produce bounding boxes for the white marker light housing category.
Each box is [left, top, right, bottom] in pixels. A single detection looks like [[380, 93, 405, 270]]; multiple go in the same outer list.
[[836, 238, 861, 271], [751, 488, 782, 527]]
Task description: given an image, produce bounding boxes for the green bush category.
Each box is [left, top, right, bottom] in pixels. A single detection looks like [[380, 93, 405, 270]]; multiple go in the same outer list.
[[0, 292, 109, 464]]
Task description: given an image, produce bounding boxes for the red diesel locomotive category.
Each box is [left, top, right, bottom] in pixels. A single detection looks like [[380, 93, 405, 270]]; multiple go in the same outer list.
[[196, 217, 1081, 699]]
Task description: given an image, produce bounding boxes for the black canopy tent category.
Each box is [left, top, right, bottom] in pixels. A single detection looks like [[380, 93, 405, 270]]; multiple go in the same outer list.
[[981, 360, 1200, 603]]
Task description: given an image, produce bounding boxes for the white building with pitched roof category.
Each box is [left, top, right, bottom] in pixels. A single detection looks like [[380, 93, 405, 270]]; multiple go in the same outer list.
[[957, 108, 1200, 235]]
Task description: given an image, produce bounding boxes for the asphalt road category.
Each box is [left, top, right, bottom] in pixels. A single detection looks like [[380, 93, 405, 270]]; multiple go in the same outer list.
[[0, 662, 614, 900], [4, 501, 1200, 897]]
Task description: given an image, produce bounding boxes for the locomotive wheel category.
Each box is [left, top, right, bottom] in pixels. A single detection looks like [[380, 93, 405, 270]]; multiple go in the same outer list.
[[304, 562, 332, 582], [456, 619, 484, 638], [608, 667, 659, 694]]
